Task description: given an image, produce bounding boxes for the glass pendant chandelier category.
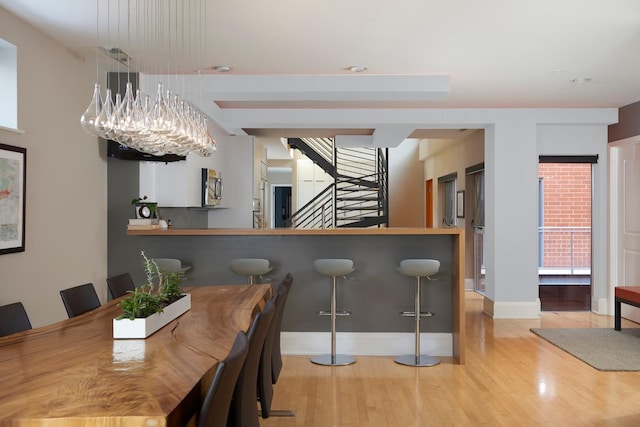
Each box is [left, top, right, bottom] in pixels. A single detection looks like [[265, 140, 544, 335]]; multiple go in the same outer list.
[[80, 0, 216, 157]]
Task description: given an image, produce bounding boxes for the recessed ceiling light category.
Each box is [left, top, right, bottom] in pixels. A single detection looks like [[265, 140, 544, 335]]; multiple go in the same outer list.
[[349, 65, 367, 73], [214, 65, 232, 73], [570, 77, 592, 84]]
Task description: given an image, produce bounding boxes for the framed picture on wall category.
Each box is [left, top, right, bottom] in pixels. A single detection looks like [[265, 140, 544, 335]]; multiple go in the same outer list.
[[0, 143, 26, 255], [456, 190, 465, 218]]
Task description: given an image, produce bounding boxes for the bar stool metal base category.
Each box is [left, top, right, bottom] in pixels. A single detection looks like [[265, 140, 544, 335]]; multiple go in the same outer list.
[[394, 354, 440, 367], [311, 354, 357, 366]]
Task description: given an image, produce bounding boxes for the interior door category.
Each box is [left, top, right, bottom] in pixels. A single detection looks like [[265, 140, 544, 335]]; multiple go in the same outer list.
[[425, 179, 433, 227], [618, 142, 640, 322]]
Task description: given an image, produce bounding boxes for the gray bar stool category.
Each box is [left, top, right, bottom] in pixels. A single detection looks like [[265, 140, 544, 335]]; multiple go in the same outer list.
[[230, 258, 272, 285], [396, 259, 441, 367], [312, 258, 356, 366]]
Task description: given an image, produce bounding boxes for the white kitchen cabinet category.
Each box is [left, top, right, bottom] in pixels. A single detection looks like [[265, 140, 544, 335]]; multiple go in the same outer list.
[[296, 159, 332, 210]]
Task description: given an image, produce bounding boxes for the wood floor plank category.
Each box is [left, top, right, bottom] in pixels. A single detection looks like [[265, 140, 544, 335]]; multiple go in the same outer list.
[[260, 292, 640, 426]]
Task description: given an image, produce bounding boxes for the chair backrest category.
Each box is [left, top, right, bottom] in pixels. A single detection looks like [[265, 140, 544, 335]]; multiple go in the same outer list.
[[0, 302, 32, 337], [106, 273, 135, 299], [198, 331, 249, 427], [258, 273, 293, 418], [59, 283, 101, 318], [228, 299, 275, 427], [271, 273, 293, 384]]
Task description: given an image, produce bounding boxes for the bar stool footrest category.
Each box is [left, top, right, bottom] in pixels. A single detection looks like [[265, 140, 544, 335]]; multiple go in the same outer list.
[[317, 310, 351, 316], [267, 409, 296, 417], [399, 311, 435, 317]]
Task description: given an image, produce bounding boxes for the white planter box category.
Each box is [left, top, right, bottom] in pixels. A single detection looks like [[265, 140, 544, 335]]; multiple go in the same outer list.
[[113, 293, 191, 339]]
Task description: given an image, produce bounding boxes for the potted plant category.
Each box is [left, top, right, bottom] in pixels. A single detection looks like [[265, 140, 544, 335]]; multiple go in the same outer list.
[[113, 251, 191, 339]]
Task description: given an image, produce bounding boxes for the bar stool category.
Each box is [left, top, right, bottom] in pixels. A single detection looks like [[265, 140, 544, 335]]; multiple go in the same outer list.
[[396, 259, 440, 367], [152, 258, 191, 275], [312, 258, 356, 366], [230, 258, 272, 285]]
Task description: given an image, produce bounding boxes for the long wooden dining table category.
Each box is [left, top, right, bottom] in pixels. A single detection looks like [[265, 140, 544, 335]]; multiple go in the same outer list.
[[0, 284, 271, 427]]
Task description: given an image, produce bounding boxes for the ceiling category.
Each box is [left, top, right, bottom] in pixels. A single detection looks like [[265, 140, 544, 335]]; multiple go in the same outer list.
[[2, 0, 639, 148]]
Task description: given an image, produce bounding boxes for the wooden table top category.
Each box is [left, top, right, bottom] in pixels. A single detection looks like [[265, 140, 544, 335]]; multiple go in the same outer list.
[[0, 284, 271, 427], [126, 227, 464, 236]]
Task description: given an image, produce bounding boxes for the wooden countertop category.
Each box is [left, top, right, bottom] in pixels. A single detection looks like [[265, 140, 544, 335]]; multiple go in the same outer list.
[[127, 227, 464, 236], [0, 284, 271, 426]]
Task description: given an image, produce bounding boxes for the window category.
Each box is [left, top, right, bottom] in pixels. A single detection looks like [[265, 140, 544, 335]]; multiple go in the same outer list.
[[438, 172, 457, 227], [0, 38, 18, 130]]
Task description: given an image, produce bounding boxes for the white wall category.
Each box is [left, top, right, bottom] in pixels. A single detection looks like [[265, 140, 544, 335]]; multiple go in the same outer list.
[[388, 139, 423, 227], [420, 132, 485, 228], [483, 118, 612, 318], [205, 134, 254, 228], [0, 8, 107, 327], [418, 118, 611, 318], [420, 131, 484, 287], [537, 124, 609, 313]]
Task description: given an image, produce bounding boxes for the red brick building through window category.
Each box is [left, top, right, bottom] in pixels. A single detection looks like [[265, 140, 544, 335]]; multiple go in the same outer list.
[[538, 163, 591, 271]]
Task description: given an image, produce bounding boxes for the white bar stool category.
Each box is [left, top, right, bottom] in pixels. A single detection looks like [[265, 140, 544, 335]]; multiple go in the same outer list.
[[151, 258, 191, 275], [312, 258, 356, 366], [230, 258, 272, 285], [396, 259, 441, 367]]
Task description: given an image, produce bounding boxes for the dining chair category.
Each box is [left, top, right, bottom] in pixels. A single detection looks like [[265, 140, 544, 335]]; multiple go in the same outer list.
[[0, 302, 32, 337], [258, 273, 295, 418], [228, 299, 275, 427], [106, 272, 135, 299], [59, 283, 101, 318], [271, 273, 294, 384], [197, 331, 249, 427]]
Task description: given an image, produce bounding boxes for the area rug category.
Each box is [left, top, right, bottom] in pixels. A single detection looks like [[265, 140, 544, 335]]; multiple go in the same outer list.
[[530, 327, 640, 371]]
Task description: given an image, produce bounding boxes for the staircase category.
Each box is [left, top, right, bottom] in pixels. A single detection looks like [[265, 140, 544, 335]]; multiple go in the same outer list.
[[286, 138, 388, 228]]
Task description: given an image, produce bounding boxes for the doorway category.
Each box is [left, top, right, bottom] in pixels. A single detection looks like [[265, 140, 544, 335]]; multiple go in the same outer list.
[[538, 158, 594, 311], [273, 185, 292, 228], [466, 164, 485, 294], [425, 179, 433, 227]]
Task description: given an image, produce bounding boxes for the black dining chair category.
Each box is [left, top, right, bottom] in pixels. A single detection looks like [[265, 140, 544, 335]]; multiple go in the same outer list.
[[271, 273, 294, 384], [198, 331, 249, 427], [258, 273, 295, 418], [106, 273, 136, 299], [228, 299, 275, 427], [0, 302, 32, 337], [59, 283, 101, 318]]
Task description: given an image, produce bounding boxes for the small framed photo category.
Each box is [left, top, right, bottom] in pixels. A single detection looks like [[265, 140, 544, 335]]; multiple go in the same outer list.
[[0, 143, 26, 255], [456, 190, 465, 218]]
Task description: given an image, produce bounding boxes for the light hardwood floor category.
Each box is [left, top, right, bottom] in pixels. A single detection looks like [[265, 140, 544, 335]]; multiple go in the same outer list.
[[260, 292, 640, 426]]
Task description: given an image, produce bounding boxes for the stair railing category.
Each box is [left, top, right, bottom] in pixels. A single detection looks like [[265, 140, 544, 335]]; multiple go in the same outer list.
[[285, 183, 335, 229], [284, 139, 389, 229]]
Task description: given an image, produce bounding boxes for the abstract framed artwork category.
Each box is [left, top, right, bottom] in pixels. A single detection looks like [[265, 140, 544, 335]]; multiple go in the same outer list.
[[0, 143, 26, 255]]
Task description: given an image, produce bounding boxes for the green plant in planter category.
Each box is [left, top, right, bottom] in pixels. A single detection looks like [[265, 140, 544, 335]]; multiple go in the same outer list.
[[159, 270, 185, 305], [117, 285, 163, 320], [116, 251, 185, 320]]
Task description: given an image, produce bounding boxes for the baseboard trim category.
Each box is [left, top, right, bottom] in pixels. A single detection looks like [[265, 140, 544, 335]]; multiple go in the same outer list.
[[465, 278, 474, 291], [483, 296, 541, 319], [281, 332, 453, 357], [592, 297, 608, 315]]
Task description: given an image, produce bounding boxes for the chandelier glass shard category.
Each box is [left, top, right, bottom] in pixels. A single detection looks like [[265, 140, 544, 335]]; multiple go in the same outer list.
[[80, 0, 216, 157]]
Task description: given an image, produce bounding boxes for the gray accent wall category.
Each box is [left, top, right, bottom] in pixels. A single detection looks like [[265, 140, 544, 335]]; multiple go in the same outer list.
[[112, 232, 454, 333]]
